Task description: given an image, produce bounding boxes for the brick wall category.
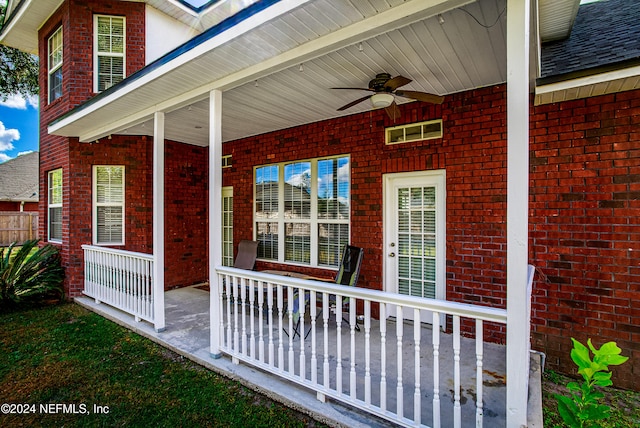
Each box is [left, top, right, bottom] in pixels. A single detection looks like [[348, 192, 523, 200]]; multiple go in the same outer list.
[[530, 88, 640, 389], [0, 202, 38, 212]]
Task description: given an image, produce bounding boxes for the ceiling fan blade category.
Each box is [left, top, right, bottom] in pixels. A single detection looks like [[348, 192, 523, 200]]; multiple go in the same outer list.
[[384, 75, 412, 91], [395, 90, 445, 104], [331, 87, 374, 91], [385, 102, 401, 120], [337, 95, 373, 111]]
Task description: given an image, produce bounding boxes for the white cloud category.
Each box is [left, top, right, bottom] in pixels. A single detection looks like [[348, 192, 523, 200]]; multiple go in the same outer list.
[[0, 153, 11, 163], [17, 150, 34, 157], [0, 94, 39, 110], [0, 121, 20, 152]]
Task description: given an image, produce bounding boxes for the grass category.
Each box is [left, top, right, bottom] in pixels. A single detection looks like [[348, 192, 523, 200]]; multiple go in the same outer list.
[[0, 303, 326, 428], [542, 370, 640, 428]]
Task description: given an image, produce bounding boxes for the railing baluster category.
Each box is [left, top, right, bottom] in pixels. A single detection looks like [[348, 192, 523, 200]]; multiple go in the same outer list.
[[310, 290, 317, 387], [287, 286, 295, 375], [364, 300, 371, 406], [249, 279, 256, 358], [299, 289, 306, 380], [258, 280, 265, 363], [277, 284, 284, 371], [396, 305, 404, 419], [433, 311, 441, 428], [476, 319, 484, 428], [453, 315, 461, 428], [322, 292, 330, 398], [233, 276, 239, 361], [380, 303, 387, 412], [336, 293, 343, 396], [218, 273, 225, 352], [225, 274, 232, 349], [241, 278, 248, 357], [349, 297, 356, 400], [414, 309, 421, 426], [267, 281, 275, 366]]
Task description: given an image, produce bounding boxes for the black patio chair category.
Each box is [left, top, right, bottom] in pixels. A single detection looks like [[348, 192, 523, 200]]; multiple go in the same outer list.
[[285, 245, 364, 339]]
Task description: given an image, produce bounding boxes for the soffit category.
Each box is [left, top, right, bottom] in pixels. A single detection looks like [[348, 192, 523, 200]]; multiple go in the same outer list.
[[0, 0, 64, 54], [537, 0, 581, 43], [51, 0, 510, 145]]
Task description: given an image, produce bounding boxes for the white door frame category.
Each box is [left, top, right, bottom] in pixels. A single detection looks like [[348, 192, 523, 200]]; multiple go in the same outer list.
[[383, 170, 446, 322]]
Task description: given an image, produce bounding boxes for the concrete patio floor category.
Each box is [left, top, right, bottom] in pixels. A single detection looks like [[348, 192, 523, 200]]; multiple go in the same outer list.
[[75, 286, 543, 427]]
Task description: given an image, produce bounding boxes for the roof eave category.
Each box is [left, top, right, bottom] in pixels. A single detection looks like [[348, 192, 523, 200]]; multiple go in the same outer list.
[[535, 60, 640, 105], [0, 0, 64, 54]]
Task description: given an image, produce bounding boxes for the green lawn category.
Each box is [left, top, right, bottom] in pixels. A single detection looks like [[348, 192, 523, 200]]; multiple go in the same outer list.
[[0, 303, 325, 427]]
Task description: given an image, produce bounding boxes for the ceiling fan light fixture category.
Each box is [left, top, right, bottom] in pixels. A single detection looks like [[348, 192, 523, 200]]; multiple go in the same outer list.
[[371, 93, 394, 108]]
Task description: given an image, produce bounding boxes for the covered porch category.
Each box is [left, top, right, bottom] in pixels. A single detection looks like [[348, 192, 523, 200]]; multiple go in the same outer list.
[[47, 0, 568, 425], [76, 278, 542, 427], [78, 244, 539, 427]]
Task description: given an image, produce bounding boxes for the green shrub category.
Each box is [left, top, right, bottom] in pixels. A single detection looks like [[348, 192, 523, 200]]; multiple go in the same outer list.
[[554, 338, 628, 428], [0, 239, 64, 307]]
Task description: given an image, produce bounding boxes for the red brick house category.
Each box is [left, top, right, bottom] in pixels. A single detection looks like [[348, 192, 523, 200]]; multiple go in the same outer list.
[[2, 0, 638, 425]]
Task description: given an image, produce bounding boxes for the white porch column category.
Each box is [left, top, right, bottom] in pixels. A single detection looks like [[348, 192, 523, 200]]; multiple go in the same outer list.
[[153, 111, 166, 332], [209, 89, 223, 358], [506, 0, 532, 426]]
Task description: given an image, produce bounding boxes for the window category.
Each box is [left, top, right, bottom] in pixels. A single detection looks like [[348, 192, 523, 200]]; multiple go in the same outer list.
[[386, 119, 443, 145], [222, 155, 232, 168], [93, 166, 124, 245], [222, 187, 234, 267], [254, 156, 350, 268], [48, 169, 63, 242], [94, 15, 125, 92], [48, 27, 63, 102]]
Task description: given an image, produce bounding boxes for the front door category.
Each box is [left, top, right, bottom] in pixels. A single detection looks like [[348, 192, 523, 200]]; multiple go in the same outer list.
[[383, 171, 446, 323]]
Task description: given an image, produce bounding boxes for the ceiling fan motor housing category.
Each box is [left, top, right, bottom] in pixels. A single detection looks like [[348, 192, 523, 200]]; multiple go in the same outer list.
[[369, 73, 392, 92]]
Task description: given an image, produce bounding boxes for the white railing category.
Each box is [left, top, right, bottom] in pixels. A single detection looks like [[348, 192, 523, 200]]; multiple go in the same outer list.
[[82, 245, 154, 323], [212, 267, 508, 428]]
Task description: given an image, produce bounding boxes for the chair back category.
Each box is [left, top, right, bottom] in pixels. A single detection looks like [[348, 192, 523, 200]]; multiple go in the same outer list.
[[234, 240, 258, 270], [335, 245, 363, 286]]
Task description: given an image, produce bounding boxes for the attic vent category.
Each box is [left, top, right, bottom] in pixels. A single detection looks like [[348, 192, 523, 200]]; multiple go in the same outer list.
[[385, 120, 443, 145]]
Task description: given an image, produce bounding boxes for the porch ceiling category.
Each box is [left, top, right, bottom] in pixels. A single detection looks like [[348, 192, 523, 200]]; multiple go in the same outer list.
[[51, 0, 515, 146]]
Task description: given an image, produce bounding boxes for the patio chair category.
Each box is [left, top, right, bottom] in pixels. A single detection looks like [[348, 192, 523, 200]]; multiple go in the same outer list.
[[225, 240, 258, 304], [234, 240, 258, 270], [285, 245, 364, 339]]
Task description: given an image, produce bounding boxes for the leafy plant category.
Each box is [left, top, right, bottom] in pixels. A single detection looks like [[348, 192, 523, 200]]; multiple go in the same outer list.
[[554, 338, 629, 427], [0, 239, 64, 307]]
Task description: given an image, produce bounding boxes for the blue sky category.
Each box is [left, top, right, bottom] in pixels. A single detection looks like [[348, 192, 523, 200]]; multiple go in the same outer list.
[[0, 94, 39, 163]]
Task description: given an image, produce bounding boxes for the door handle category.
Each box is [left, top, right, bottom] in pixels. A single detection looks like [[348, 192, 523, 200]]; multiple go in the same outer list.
[[388, 252, 395, 257]]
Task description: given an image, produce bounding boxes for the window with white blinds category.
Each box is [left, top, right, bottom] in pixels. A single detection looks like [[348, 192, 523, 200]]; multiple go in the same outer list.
[[93, 166, 124, 245], [254, 155, 350, 268], [94, 15, 125, 92], [48, 27, 63, 102], [48, 169, 63, 242]]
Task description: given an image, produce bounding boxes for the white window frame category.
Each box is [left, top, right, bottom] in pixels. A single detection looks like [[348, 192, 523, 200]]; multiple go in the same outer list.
[[385, 119, 443, 145], [253, 155, 350, 269], [93, 165, 125, 246], [48, 26, 63, 103], [93, 15, 126, 93], [48, 169, 63, 243]]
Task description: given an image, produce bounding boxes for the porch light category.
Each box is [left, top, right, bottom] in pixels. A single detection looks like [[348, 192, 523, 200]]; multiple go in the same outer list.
[[371, 93, 394, 108]]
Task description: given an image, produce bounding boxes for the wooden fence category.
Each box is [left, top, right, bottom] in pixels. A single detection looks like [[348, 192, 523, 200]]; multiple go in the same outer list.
[[0, 212, 39, 246]]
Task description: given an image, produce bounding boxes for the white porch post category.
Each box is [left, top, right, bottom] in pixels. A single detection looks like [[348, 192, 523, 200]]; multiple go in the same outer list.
[[209, 89, 223, 358], [153, 111, 166, 332], [506, 0, 531, 426]]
